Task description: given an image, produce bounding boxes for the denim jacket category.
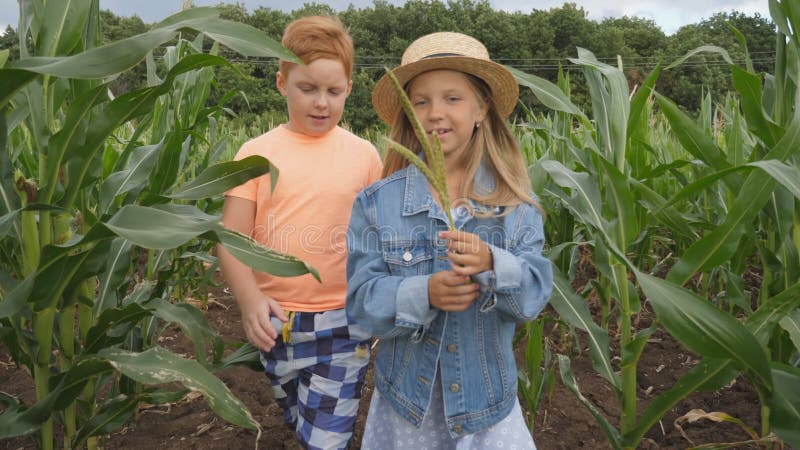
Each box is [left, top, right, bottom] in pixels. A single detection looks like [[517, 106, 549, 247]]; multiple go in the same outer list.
[[346, 163, 553, 437]]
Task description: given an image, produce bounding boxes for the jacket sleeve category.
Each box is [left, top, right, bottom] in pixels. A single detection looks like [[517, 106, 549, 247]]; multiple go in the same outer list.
[[473, 204, 553, 323], [346, 193, 438, 339]]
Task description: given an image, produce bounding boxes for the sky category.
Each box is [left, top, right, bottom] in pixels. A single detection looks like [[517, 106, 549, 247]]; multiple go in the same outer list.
[[0, 0, 771, 36]]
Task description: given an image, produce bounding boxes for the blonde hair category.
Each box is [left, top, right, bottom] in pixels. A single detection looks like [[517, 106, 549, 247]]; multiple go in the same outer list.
[[279, 16, 354, 78], [381, 73, 540, 217]]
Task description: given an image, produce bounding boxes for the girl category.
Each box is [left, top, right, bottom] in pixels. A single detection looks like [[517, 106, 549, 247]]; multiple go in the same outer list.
[[346, 32, 553, 449]]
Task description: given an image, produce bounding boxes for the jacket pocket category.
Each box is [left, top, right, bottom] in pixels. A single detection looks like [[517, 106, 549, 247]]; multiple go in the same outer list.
[[382, 241, 434, 276]]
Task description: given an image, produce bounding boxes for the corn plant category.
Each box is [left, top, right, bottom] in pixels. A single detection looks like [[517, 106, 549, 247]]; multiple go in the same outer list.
[[0, 2, 315, 449], [512, 0, 800, 446]]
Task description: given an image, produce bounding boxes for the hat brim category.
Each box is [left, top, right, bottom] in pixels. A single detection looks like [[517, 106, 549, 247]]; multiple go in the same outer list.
[[372, 56, 519, 125]]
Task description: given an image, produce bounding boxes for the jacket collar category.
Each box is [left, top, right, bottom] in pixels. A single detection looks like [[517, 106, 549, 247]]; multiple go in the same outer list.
[[402, 161, 497, 222]]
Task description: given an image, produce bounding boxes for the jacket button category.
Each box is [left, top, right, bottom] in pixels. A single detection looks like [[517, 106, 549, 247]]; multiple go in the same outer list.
[[447, 344, 457, 353], [453, 425, 462, 433], [403, 250, 413, 262], [450, 383, 460, 393]]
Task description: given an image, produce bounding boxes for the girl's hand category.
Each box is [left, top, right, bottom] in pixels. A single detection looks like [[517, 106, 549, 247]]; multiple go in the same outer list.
[[428, 270, 479, 311], [239, 295, 287, 352], [439, 230, 493, 276]]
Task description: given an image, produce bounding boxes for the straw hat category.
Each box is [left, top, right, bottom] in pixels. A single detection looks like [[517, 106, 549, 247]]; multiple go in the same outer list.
[[372, 32, 519, 125]]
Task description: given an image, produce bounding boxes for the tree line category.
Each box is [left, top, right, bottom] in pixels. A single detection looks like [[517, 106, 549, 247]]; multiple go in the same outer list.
[[0, 0, 777, 132]]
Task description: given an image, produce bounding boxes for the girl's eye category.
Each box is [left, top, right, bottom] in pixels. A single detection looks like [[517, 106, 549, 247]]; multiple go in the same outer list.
[[413, 99, 427, 107], [300, 86, 315, 92], [447, 96, 461, 102]]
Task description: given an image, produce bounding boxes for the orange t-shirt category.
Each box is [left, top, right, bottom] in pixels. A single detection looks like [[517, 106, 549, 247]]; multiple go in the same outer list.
[[227, 125, 383, 312]]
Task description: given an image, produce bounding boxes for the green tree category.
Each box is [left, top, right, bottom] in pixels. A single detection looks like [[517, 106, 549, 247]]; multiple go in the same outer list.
[[0, 25, 20, 61]]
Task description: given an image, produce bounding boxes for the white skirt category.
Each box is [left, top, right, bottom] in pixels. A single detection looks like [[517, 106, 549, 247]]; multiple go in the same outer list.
[[361, 371, 536, 450]]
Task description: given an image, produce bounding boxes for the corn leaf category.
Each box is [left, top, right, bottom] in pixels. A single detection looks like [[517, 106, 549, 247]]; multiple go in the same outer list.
[[637, 271, 771, 386], [167, 155, 274, 200], [770, 363, 800, 448], [667, 111, 800, 285], [509, 66, 586, 118], [558, 355, 622, 447], [99, 346, 259, 430], [98, 141, 164, 215], [93, 238, 133, 315], [550, 267, 619, 390]]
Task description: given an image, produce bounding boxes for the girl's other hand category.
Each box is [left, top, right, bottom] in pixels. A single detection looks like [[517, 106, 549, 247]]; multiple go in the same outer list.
[[428, 270, 479, 312], [239, 296, 287, 352], [439, 230, 493, 275]]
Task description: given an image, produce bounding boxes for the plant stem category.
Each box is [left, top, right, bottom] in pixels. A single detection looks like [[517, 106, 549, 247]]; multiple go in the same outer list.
[[615, 263, 636, 437]]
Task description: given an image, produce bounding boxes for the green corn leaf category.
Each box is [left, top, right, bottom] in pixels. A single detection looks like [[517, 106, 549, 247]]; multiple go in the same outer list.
[[0, 209, 18, 238], [71, 394, 137, 448], [656, 93, 738, 187], [104, 204, 217, 249], [667, 111, 800, 285], [98, 346, 259, 430], [0, 273, 35, 318], [149, 298, 224, 365], [557, 355, 622, 448], [770, 363, 800, 448], [747, 160, 800, 200], [14, 28, 178, 78], [84, 303, 153, 353], [38, 0, 92, 57], [597, 157, 638, 249], [666, 45, 734, 70], [571, 48, 629, 168], [628, 281, 800, 446], [167, 155, 274, 200], [218, 342, 263, 372], [178, 17, 299, 62], [779, 310, 800, 350], [636, 271, 772, 388], [214, 227, 319, 280], [508, 65, 586, 118], [770, 0, 792, 38], [628, 63, 661, 140], [99, 141, 164, 215], [550, 267, 619, 390], [541, 161, 603, 230], [0, 69, 39, 109], [93, 238, 133, 315], [0, 49, 8, 68], [732, 65, 780, 147], [629, 179, 699, 239], [63, 54, 232, 209]]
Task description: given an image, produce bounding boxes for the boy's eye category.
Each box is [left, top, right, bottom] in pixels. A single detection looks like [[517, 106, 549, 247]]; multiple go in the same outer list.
[[300, 85, 315, 92]]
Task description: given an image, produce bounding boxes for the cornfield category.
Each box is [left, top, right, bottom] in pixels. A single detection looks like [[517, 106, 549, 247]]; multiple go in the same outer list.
[[0, 0, 799, 449]]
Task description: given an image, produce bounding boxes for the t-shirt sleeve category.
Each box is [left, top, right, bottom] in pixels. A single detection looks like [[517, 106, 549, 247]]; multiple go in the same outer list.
[[226, 141, 261, 201], [367, 145, 384, 184]]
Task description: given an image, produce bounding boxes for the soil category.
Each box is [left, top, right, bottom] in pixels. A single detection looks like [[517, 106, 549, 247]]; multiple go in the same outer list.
[[0, 283, 776, 450]]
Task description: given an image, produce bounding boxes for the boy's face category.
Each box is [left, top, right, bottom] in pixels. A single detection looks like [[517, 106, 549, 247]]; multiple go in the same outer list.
[[276, 58, 352, 137]]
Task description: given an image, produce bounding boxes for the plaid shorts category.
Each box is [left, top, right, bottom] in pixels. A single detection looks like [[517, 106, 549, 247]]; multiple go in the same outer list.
[[261, 308, 372, 450]]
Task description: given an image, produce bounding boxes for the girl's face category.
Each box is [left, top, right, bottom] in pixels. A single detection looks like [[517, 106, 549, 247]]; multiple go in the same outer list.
[[277, 58, 352, 137], [407, 69, 487, 162]]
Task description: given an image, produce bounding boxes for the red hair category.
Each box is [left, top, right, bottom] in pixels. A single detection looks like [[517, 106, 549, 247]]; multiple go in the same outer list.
[[279, 16, 354, 78]]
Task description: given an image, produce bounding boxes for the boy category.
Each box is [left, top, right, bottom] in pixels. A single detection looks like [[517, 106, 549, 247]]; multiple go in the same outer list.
[[219, 16, 383, 450]]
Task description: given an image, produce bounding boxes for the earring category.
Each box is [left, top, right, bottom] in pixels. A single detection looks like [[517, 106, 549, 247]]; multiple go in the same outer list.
[[475, 122, 481, 129]]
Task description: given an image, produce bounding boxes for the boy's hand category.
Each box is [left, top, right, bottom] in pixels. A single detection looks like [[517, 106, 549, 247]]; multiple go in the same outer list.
[[428, 270, 479, 312], [239, 296, 287, 352], [439, 230, 493, 276]]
